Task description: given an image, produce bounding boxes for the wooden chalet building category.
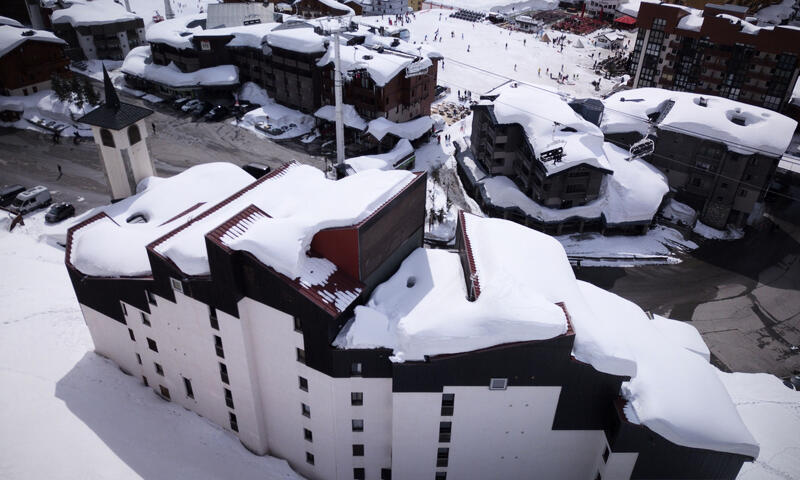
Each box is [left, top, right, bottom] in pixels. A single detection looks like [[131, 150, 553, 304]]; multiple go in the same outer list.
[[0, 25, 69, 96]]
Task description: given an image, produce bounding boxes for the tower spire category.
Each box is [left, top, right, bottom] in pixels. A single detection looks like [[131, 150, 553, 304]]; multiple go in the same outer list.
[[164, 0, 175, 19], [102, 63, 120, 110]]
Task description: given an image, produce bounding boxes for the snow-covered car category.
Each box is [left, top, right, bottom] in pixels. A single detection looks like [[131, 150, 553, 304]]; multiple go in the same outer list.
[[181, 99, 203, 113], [189, 101, 212, 118], [45, 202, 75, 223], [172, 97, 192, 109]]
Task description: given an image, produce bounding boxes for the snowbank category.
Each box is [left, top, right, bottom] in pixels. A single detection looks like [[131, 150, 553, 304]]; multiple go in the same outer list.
[[238, 83, 316, 139], [122, 46, 239, 87], [51, 0, 141, 27], [345, 138, 414, 172], [0, 25, 67, 57], [660, 198, 696, 226], [0, 90, 94, 138], [486, 82, 609, 175], [314, 104, 368, 130], [603, 88, 797, 156], [693, 221, 744, 240], [755, 0, 796, 25], [338, 213, 758, 457], [367, 116, 432, 141]]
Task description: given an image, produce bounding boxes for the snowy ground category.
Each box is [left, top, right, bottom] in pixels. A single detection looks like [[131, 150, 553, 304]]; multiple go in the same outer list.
[[557, 226, 698, 266], [129, 0, 218, 26], [0, 213, 302, 480], [383, 9, 635, 99]]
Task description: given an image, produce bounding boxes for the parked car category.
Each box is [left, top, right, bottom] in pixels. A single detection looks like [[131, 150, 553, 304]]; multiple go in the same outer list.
[[45, 202, 75, 223], [172, 97, 192, 109], [8, 185, 51, 214], [190, 101, 212, 118], [242, 162, 272, 179], [181, 99, 204, 113], [0, 184, 26, 207], [204, 105, 230, 122]]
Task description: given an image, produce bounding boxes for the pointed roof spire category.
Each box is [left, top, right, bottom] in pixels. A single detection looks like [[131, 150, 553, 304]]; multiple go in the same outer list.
[[102, 63, 120, 111], [164, 0, 175, 19]]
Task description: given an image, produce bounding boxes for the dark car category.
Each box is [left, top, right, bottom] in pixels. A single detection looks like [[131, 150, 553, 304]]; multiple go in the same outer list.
[[0, 184, 25, 207], [45, 202, 75, 223], [204, 105, 230, 122], [242, 162, 272, 179]]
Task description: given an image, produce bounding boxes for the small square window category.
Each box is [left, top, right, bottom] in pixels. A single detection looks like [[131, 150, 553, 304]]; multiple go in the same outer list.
[[154, 362, 164, 376], [141, 312, 151, 327], [351, 419, 364, 432], [225, 388, 234, 409], [214, 335, 224, 359], [128, 328, 136, 341], [489, 378, 508, 390], [435, 472, 447, 480], [381, 468, 392, 480], [159, 385, 170, 400], [306, 452, 315, 465], [352, 444, 364, 456], [296, 348, 306, 364], [436, 447, 449, 467], [146, 290, 157, 305], [304, 428, 313, 442], [351, 392, 363, 406], [219, 363, 229, 384], [210, 307, 219, 330], [147, 337, 158, 352], [439, 421, 452, 443], [294, 316, 302, 332], [351, 362, 362, 376], [299, 376, 308, 391], [353, 468, 365, 480], [170, 277, 183, 293], [183, 377, 194, 399], [229, 412, 239, 432], [142, 375, 148, 386], [302, 403, 311, 418], [441, 393, 455, 416], [136, 353, 142, 364]]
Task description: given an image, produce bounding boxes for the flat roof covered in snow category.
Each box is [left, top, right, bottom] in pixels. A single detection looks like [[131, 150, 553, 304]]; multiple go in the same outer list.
[[51, 0, 142, 27], [0, 25, 67, 58], [602, 88, 798, 156]]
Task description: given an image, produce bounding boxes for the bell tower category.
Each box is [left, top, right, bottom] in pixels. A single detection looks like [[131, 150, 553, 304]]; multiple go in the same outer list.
[[78, 66, 155, 201]]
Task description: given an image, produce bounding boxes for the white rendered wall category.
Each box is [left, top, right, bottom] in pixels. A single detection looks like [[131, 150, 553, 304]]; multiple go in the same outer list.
[[392, 386, 607, 480], [81, 304, 141, 377], [90, 121, 154, 200], [239, 297, 394, 480], [602, 452, 638, 479], [77, 33, 97, 60]]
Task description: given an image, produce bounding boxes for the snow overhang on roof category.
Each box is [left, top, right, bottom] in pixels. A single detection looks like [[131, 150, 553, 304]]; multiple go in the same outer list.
[[51, 0, 142, 27], [0, 25, 67, 58]]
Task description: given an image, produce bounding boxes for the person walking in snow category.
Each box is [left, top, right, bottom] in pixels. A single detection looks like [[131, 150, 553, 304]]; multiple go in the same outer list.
[[514, 64, 517, 71], [57, 164, 63, 180], [524, 38, 526, 46], [538, 67, 541, 77], [505, 42, 508, 49], [467, 44, 470, 52]]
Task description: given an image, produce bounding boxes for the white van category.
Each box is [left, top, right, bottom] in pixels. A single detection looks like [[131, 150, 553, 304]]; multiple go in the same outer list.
[[9, 185, 51, 214]]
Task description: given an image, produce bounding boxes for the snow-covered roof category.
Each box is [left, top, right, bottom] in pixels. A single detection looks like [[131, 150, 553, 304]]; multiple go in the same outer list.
[[337, 212, 759, 458], [267, 23, 327, 53], [316, 0, 355, 15], [0, 16, 23, 28], [367, 116, 432, 141], [314, 104, 367, 130], [345, 138, 413, 172], [206, 3, 272, 29], [51, 0, 142, 27], [483, 82, 610, 175], [122, 46, 239, 87], [650, 315, 710, 361], [602, 88, 798, 156], [69, 162, 416, 286], [461, 141, 666, 224], [0, 25, 67, 58], [146, 14, 206, 49], [317, 40, 431, 87], [196, 23, 278, 49]]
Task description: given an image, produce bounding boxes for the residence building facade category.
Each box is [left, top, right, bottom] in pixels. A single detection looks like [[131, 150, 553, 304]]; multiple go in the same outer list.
[[65, 159, 758, 480], [52, 12, 146, 60], [628, 2, 800, 112], [0, 25, 69, 96]]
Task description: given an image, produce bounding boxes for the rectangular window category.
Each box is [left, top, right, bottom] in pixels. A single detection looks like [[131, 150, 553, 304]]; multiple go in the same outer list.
[[210, 307, 219, 330], [441, 393, 455, 416], [219, 362, 229, 384], [351, 392, 363, 406], [214, 335, 224, 359], [351, 362, 363, 376], [225, 388, 234, 409], [154, 362, 164, 376], [146, 290, 157, 305], [439, 421, 452, 443], [141, 312, 151, 327], [299, 376, 308, 391], [121, 302, 127, 316], [602, 446, 609, 463], [436, 447, 449, 468], [352, 419, 364, 432], [304, 428, 313, 442], [183, 377, 194, 399], [294, 316, 302, 332], [302, 403, 311, 418], [306, 452, 315, 465], [489, 378, 508, 390], [435, 473, 446, 480], [353, 468, 365, 480], [229, 412, 238, 432], [143, 375, 148, 387], [352, 444, 364, 456], [128, 328, 136, 341], [147, 337, 158, 352], [170, 277, 183, 293], [136, 353, 142, 365], [159, 385, 170, 400], [296, 348, 306, 364], [381, 469, 392, 480]]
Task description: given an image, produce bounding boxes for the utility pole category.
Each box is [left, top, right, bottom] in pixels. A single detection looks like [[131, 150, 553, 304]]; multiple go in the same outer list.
[[123, 0, 132, 13], [333, 29, 346, 170]]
